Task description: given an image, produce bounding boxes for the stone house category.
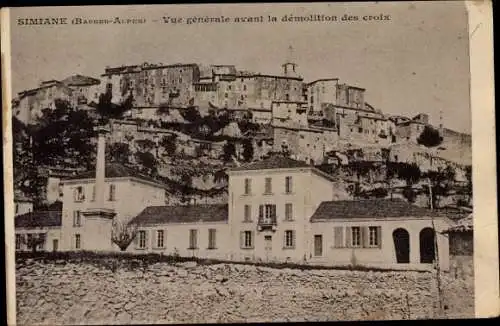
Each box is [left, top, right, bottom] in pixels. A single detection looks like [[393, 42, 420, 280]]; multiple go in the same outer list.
[[309, 199, 451, 270], [14, 191, 33, 216], [15, 211, 62, 252], [128, 204, 230, 260], [14, 80, 73, 125], [442, 213, 473, 278], [226, 156, 350, 264]]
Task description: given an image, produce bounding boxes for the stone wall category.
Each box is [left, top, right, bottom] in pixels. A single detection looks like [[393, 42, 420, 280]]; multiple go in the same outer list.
[[16, 258, 474, 324]]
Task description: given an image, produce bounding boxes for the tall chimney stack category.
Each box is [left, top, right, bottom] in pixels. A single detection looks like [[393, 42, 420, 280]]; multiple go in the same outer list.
[[94, 125, 109, 208]]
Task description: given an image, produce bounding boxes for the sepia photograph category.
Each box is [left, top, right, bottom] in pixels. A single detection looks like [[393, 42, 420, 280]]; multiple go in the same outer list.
[[1, 1, 497, 324]]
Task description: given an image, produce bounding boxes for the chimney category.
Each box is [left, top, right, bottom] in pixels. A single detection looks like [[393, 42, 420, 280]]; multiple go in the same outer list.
[[94, 125, 110, 208]]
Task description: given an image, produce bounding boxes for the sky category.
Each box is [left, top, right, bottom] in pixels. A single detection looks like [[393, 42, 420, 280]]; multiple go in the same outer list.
[[9, 2, 471, 133]]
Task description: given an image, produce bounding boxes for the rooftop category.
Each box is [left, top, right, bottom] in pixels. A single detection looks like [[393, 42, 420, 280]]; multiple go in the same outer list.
[[61, 74, 101, 87], [310, 198, 448, 222], [230, 155, 310, 172], [443, 213, 473, 233], [63, 163, 165, 187], [15, 211, 62, 229], [129, 204, 228, 226]]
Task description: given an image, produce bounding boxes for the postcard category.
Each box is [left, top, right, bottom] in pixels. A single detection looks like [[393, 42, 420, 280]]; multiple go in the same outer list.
[[2, 2, 497, 324]]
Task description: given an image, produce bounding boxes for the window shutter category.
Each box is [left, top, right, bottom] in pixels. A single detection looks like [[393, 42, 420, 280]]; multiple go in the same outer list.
[[334, 226, 344, 248], [377, 226, 382, 248], [133, 231, 139, 248], [283, 231, 287, 248], [292, 230, 296, 248], [92, 185, 96, 201], [152, 230, 157, 248], [145, 230, 149, 249], [240, 231, 245, 248], [362, 227, 369, 248], [259, 205, 264, 218], [345, 227, 352, 248]]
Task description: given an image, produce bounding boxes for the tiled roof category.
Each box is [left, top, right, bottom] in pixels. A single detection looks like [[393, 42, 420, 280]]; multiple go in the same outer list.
[[310, 198, 446, 221], [443, 214, 473, 233], [230, 155, 310, 171], [15, 211, 62, 228], [61, 74, 101, 86], [63, 163, 164, 187], [129, 204, 228, 225]]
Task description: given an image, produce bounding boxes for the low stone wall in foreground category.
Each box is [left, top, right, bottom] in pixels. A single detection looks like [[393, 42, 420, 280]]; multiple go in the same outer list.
[[15, 257, 474, 324]]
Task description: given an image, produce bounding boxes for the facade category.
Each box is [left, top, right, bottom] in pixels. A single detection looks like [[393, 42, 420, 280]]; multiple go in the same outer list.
[[14, 211, 62, 252], [14, 80, 73, 124], [14, 193, 33, 216], [309, 199, 451, 270], [13, 75, 101, 125], [305, 78, 339, 115], [58, 163, 167, 251]]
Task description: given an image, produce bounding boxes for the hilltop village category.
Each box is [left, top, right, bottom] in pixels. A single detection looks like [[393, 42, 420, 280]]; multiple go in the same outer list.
[[12, 48, 473, 271]]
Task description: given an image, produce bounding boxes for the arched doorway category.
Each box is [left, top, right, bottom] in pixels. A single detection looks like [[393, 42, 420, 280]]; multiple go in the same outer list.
[[419, 227, 436, 264], [392, 228, 410, 263]]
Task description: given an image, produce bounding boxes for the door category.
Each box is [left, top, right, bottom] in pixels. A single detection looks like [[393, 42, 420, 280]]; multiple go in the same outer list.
[[264, 235, 272, 261], [52, 239, 58, 252], [419, 228, 436, 264], [314, 235, 323, 257], [392, 228, 410, 263]]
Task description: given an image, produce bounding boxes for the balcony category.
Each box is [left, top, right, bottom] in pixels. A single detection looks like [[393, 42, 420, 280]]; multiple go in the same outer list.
[[257, 216, 277, 232]]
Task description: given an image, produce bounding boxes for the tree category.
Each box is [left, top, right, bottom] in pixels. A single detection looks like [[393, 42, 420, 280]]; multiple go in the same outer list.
[[241, 138, 254, 162], [160, 134, 177, 156], [24, 234, 46, 253], [96, 88, 133, 124], [107, 142, 131, 164], [135, 151, 158, 175], [417, 125, 443, 148], [111, 220, 138, 251], [222, 142, 236, 162], [13, 101, 95, 207], [423, 166, 456, 208]]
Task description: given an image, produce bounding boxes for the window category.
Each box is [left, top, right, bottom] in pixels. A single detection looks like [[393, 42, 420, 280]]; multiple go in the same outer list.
[[259, 204, 277, 221], [15, 204, 19, 214], [75, 234, 81, 249], [244, 205, 252, 222], [358, 128, 363, 133], [73, 210, 82, 227], [285, 176, 292, 193], [243, 85, 247, 91], [244, 178, 251, 195], [74, 186, 85, 202], [369, 226, 380, 247], [109, 184, 116, 201], [156, 230, 164, 248], [189, 229, 198, 249], [208, 229, 216, 249], [15, 234, 22, 250], [285, 203, 293, 221], [138, 230, 147, 249], [38, 234, 46, 250], [241, 231, 253, 249], [351, 227, 361, 247], [91, 185, 96, 201], [264, 177, 272, 194], [284, 230, 295, 249]]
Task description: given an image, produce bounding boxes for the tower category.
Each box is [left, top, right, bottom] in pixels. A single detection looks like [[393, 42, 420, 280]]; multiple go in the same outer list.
[[282, 45, 298, 77], [81, 125, 116, 251]]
